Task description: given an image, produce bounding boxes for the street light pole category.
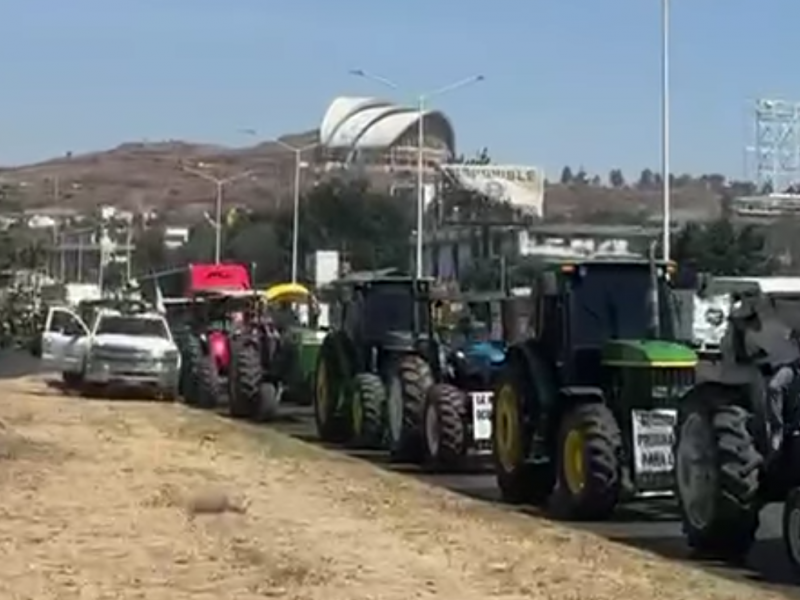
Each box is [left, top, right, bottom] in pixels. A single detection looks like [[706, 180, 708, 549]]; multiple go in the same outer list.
[[661, 0, 671, 261], [275, 140, 319, 283], [349, 69, 484, 278], [182, 165, 252, 263]]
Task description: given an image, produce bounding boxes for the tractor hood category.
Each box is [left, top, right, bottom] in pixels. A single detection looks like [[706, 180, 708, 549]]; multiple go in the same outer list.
[[601, 339, 697, 368]]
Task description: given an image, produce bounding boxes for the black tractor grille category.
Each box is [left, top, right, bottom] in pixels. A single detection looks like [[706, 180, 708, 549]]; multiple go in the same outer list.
[[648, 367, 695, 407]]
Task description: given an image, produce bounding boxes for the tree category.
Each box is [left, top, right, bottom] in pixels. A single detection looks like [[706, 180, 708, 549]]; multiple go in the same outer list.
[[637, 168, 655, 190], [560, 166, 573, 185], [672, 217, 777, 276], [608, 169, 625, 188]]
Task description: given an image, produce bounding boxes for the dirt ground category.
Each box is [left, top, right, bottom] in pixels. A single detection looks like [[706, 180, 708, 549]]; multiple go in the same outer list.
[[0, 376, 788, 600]]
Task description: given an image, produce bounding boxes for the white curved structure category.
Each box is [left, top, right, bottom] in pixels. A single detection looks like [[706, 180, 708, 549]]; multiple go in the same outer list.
[[320, 96, 456, 155]]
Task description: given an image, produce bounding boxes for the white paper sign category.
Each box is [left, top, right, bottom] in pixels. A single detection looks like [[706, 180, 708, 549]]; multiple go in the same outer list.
[[631, 408, 677, 474]]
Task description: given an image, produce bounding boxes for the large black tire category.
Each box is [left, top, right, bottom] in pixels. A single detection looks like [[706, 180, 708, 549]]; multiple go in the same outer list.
[[350, 373, 386, 449], [675, 390, 761, 559], [422, 383, 467, 471], [180, 335, 203, 406], [783, 487, 800, 577], [493, 364, 555, 506], [62, 371, 83, 389], [385, 355, 433, 463], [194, 348, 220, 410], [314, 336, 352, 443], [554, 402, 622, 520], [229, 335, 263, 420]]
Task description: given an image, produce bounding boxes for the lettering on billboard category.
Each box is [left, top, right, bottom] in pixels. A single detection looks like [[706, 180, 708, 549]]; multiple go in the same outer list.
[[441, 164, 545, 218]]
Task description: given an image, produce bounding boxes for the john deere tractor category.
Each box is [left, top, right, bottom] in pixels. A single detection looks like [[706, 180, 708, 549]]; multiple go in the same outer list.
[[314, 274, 436, 459], [314, 272, 498, 467], [493, 256, 697, 520]]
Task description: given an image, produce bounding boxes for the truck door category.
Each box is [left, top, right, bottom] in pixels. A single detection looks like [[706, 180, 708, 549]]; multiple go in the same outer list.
[[41, 307, 89, 372]]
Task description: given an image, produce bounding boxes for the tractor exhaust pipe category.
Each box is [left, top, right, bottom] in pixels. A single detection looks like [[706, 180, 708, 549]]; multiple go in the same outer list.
[[648, 240, 661, 339]]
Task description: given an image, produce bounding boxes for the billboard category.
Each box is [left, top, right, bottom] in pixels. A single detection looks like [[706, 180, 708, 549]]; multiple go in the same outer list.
[[440, 164, 545, 218]]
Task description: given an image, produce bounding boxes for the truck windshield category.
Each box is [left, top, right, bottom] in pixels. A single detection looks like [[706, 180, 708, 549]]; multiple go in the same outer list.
[[569, 265, 674, 346], [95, 316, 169, 338]]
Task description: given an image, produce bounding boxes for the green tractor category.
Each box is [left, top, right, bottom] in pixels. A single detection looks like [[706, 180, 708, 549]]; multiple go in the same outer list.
[[313, 273, 437, 461], [493, 256, 698, 520]]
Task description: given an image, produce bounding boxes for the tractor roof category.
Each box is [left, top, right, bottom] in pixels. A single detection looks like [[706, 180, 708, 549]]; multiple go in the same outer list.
[[541, 255, 673, 268]]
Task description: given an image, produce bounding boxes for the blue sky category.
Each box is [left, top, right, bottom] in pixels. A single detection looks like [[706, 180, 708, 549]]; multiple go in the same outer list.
[[0, 0, 797, 180]]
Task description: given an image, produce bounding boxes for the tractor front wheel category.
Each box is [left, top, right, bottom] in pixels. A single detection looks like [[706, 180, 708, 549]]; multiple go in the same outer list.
[[313, 338, 352, 443], [350, 373, 386, 449], [555, 402, 622, 520], [492, 371, 554, 506], [229, 335, 264, 420], [422, 383, 467, 471]]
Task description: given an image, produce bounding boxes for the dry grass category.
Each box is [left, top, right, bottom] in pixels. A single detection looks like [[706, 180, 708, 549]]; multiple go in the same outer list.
[[0, 375, 786, 600]]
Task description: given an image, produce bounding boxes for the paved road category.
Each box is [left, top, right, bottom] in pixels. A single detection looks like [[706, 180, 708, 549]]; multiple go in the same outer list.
[[4, 348, 799, 594]]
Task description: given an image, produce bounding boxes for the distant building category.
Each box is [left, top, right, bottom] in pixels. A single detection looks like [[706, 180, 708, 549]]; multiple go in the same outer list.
[[422, 223, 678, 282], [318, 96, 545, 218]]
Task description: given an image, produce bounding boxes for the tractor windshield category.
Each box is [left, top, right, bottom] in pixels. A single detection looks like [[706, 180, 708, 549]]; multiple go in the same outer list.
[[363, 282, 430, 336], [568, 265, 674, 346]]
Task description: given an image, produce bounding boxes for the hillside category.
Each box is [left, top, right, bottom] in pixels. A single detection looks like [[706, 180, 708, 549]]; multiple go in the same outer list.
[[0, 135, 725, 224]]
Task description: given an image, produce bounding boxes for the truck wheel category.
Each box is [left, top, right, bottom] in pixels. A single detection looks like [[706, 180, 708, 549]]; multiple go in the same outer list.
[[493, 371, 554, 506], [229, 335, 263, 420], [62, 371, 83, 389], [676, 397, 761, 560], [386, 355, 432, 463], [350, 373, 386, 449], [555, 402, 622, 520], [422, 383, 466, 471]]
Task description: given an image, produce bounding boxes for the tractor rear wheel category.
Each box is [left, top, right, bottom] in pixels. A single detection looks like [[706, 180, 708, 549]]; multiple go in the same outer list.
[[493, 369, 554, 506], [350, 373, 386, 449], [422, 383, 467, 471], [555, 402, 622, 520], [229, 335, 264, 420], [675, 391, 761, 560], [314, 337, 352, 443]]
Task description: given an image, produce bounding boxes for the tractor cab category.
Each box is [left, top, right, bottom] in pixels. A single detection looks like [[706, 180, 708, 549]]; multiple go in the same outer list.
[[535, 258, 691, 389], [493, 256, 698, 520], [331, 274, 436, 368]]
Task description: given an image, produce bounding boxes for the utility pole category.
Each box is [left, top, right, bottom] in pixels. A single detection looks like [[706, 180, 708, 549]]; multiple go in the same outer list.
[[275, 140, 319, 283], [182, 164, 253, 263], [349, 69, 484, 278], [661, 0, 671, 261]]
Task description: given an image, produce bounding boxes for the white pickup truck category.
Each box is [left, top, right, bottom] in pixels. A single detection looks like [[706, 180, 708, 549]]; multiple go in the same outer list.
[[41, 306, 181, 398]]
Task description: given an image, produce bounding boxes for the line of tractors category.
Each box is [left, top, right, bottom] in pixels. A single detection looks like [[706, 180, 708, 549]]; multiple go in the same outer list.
[[163, 263, 322, 423], [169, 257, 800, 577]]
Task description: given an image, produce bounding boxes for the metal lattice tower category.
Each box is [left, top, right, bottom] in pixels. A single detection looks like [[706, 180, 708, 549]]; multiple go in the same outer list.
[[751, 98, 800, 192]]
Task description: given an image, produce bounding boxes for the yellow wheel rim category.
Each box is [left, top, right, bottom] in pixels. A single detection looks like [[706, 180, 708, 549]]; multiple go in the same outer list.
[[316, 361, 328, 423], [351, 392, 363, 437], [563, 429, 585, 494], [495, 384, 522, 473]]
